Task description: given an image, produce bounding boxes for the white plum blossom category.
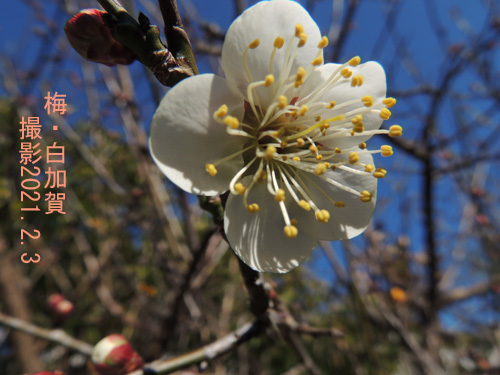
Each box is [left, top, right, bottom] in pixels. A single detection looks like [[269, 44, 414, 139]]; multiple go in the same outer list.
[[149, 0, 402, 273]]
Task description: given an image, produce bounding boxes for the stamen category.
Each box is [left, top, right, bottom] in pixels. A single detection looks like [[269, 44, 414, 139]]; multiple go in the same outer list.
[[349, 152, 360, 164], [351, 75, 364, 87], [278, 95, 288, 109], [249, 39, 260, 49], [215, 104, 228, 118], [284, 225, 298, 238], [298, 33, 307, 47], [360, 190, 372, 202], [234, 183, 246, 194], [275, 188, 286, 202], [205, 164, 217, 176], [348, 56, 361, 66], [295, 24, 304, 37], [334, 201, 346, 207], [381, 145, 393, 157], [265, 145, 277, 159], [362, 96, 374, 107], [297, 105, 309, 116], [317, 36, 329, 48], [359, 142, 367, 149], [379, 108, 391, 120], [327, 101, 336, 109], [373, 168, 387, 178], [298, 200, 311, 210], [364, 164, 374, 172], [224, 116, 239, 129], [383, 97, 397, 108], [247, 203, 260, 213], [389, 125, 403, 137], [295, 67, 306, 87], [264, 74, 275, 87], [311, 56, 323, 66], [341, 68, 352, 78], [315, 209, 330, 223], [274, 36, 285, 49]]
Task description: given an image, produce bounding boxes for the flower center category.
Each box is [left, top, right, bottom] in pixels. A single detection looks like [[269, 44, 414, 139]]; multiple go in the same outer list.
[[206, 25, 403, 238]]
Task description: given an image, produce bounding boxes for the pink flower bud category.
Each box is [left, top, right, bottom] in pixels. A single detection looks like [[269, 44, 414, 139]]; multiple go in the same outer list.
[[91, 334, 143, 375], [48, 294, 74, 320], [64, 9, 136, 66]]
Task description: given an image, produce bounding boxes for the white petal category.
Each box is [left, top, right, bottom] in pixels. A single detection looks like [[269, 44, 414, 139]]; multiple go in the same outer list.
[[149, 74, 245, 195], [299, 150, 377, 240], [300, 61, 387, 148], [222, 0, 322, 106], [224, 176, 318, 273]]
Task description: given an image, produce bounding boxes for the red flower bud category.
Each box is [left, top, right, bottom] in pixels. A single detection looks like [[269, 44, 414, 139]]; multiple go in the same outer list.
[[91, 334, 143, 375], [64, 9, 136, 66], [48, 294, 74, 320]]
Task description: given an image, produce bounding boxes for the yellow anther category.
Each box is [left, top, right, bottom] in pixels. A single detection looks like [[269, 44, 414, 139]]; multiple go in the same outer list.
[[234, 183, 246, 194], [297, 105, 309, 116], [205, 164, 217, 176], [389, 125, 403, 137], [278, 95, 288, 109], [215, 104, 228, 118], [282, 155, 288, 161], [373, 168, 387, 179], [309, 145, 318, 153], [274, 36, 285, 49], [349, 151, 360, 164], [351, 75, 364, 87], [284, 225, 298, 238], [298, 200, 311, 211], [311, 55, 323, 66], [298, 33, 308, 47], [317, 36, 329, 48], [291, 219, 298, 226], [315, 209, 330, 223], [327, 100, 336, 109], [314, 116, 322, 122], [335, 147, 342, 154], [296, 126, 302, 131], [264, 74, 275, 87], [314, 163, 328, 175], [292, 156, 301, 162], [353, 123, 364, 133], [265, 146, 277, 159], [224, 116, 239, 129], [383, 97, 397, 108], [330, 164, 337, 171], [335, 201, 346, 208], [296, 138, 305, 146], [256, 170, 267, 182], [246, 203, 260, 213], [294, 67, 306, 87], [324, 162, 330, 168], [381, 145, 393, 157], [272, 127, 285, 138], [360, 190, 372, 202], [316, 154, 323, 161], [362, 95, 374, 107], [295, 24, 304, 37], [379, 108, 391, 120], [281, 141, 288, 147], [348, 56, 361, 66], [364, 164, 374, 172], [340, 68, 352, 78], [359, 142, 367, 149], [249, 39, 260, 49], [275, 188, 286, 202], [352, 114, 363, 124]]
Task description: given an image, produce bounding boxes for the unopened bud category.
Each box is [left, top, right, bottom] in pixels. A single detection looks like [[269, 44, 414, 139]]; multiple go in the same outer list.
[[91, 334, 143, 375], [48, 294, 74, 321], [64, 9, 136, 66]]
